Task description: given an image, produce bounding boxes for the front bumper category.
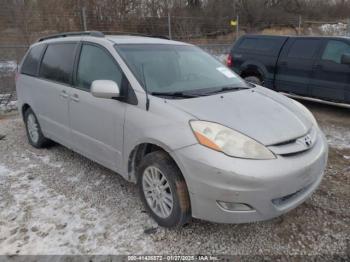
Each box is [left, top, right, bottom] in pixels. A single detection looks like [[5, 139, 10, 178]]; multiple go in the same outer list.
[[174, 130, 328, 224]]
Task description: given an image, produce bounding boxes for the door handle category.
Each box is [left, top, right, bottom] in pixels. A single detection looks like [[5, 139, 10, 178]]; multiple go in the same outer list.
[[60, 90, 69, 99], [71, 94, 80, 102], [279, 61, 287, 66]]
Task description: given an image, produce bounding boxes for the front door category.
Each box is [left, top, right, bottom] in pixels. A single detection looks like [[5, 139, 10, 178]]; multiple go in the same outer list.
[[69, 43, 126, 171], [309, 39, 350, 103]]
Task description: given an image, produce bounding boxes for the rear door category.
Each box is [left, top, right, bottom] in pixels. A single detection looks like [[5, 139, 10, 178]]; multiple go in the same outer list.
[[69, 42, 127, 171], [275, 38, 322, 96], [37, 42, 77, 146], [309, 39, 350, 103]]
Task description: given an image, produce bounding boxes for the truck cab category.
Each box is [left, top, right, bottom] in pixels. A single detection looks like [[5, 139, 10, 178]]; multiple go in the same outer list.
[[229, 35, 350, 104]]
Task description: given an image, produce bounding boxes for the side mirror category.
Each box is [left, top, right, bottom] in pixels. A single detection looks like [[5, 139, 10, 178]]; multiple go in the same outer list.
[[341, 53, 350, 65], [91, 80, 120, 99]]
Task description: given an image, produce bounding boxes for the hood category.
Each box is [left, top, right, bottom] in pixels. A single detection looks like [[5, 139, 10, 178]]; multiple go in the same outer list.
[[167, 87, 312, 146]]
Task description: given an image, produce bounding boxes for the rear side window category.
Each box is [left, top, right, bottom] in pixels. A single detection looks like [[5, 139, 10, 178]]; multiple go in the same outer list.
[[21, 44, 45, 76], [76, 44, 122, 91], [288, 39, 320, 59], [238, 38, 279, 52], [39, 43, 76, 85], [322, 40, 350, 64]]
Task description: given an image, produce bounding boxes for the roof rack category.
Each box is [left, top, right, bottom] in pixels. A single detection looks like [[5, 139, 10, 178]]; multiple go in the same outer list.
[[37, 31, 170, 43], [100, 31, 170, 40], [38, 31, 104, 42]]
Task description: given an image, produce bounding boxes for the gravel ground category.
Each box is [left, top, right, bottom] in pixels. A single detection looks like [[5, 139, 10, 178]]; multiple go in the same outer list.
[[0, 100, 349, 257]]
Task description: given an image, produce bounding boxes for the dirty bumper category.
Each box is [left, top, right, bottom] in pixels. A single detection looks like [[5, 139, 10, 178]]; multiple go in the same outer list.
[[174, 131, 328, 224]]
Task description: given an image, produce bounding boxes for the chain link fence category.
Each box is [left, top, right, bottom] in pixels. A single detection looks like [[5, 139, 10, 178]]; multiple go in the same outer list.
[[1, 8, 350, 112], [0, 46, 27, 112]]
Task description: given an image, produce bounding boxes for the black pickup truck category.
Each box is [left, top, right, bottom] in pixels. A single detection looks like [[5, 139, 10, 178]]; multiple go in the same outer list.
[[227, 35, 350, 104]]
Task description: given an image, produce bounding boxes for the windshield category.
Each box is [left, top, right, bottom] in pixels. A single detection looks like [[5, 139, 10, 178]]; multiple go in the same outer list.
[[115, 44, 249, 96]]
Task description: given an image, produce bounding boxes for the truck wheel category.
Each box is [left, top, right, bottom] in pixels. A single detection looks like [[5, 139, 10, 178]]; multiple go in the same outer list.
[[138, 151, 191, 228], [24, 108, 51, 148], [244, 76, 262, 86]]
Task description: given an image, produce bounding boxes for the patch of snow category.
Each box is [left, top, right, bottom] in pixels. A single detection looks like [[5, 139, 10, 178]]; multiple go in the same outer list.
[[322, 125, 350, 149], [25, 151, 63, 169], [0, 94, 12, 99], [319, 23, 348, 36], [0, 165, 9, 176], [0, 163, 155, 255], [0, 60, 17, 73], [0, 99, 17, 112]]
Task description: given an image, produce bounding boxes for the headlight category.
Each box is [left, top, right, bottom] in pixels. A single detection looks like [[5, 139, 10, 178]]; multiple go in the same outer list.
[[292, 100, 318, 127], [190, 121, 275, 160]]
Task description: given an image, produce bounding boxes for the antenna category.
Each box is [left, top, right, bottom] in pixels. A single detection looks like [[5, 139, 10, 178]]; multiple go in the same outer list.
[[141, 63, 150, 111]]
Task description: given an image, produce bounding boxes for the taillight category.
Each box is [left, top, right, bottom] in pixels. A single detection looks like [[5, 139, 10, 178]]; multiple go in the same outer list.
[[227, 54, 233, 67]]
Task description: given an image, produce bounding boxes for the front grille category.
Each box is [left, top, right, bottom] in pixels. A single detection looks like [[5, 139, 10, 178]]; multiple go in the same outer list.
[[272, 139, 297, 147], [268, 127, 318, 156]]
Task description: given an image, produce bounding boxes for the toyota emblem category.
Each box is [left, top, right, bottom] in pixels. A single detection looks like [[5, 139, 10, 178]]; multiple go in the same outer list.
[[304, 135, 312, 147]]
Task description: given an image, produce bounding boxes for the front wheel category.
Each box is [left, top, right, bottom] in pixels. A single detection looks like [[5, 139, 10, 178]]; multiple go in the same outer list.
[[138, 151, 191, 228]]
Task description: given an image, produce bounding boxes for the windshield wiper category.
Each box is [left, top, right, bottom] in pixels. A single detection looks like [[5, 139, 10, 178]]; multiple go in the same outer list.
[[199, 86, 250, 96], [151, 85, 251, 98], [151, 91, 199, 98]]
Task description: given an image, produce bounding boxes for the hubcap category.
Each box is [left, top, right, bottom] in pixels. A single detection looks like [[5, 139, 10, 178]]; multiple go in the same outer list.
[[27, 114, 39, 143], [142, 166, 173, 218]]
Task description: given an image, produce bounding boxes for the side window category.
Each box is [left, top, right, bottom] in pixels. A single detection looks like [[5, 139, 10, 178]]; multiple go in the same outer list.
[[321, 40, 350, 64], [288, 39, 320, 59], [39, 43, 76, 85], [21, 44, 45, 76], [76, 44, 122, 91], [238, 38, 279, 52]]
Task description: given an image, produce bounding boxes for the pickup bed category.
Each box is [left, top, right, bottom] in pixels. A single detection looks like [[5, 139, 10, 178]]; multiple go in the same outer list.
[[228, 35, 350, 104]]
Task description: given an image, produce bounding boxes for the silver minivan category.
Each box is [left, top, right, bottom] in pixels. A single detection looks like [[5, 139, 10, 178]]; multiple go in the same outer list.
[[16, 31, 328, 228]]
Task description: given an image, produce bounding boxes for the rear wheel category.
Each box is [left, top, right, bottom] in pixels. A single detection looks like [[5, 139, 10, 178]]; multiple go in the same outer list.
[[24, 108, 51, 148], [138, 151, 191, 228], [244, 75, 263, 86]]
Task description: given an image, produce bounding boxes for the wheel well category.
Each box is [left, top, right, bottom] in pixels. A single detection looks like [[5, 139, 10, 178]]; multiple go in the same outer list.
[[21, 104, 31, 119], [241, 68, 263, 81], [128, 143, 174, 181]]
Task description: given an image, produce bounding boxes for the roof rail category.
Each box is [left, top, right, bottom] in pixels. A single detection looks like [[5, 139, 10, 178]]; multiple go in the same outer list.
[[102, 31, 170, 40], [38, 31, 104, 42]]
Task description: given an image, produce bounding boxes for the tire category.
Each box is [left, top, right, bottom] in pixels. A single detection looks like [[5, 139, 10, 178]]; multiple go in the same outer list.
[[137, 151, 191, 228], [24, 108, 51, 148], [244, 75, 262, 86]]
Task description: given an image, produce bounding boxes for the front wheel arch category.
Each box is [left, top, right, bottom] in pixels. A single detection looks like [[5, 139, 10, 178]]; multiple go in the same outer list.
[[128, 142, 186, 181], [241, 69, 264, 84], [21, 103, 31, 120]]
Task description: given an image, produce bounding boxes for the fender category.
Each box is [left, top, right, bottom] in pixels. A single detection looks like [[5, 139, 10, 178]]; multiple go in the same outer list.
[[124, 137, 193, 184]]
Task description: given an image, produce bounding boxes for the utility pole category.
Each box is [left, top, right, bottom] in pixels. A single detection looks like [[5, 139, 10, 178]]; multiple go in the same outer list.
[[168, 11, 172, 39], [233, 0, 236, 16], [298, 15, 302, 36], [167, 0, 172, 39], [81, 7, 87, 31], [236, 15, 239, 41]]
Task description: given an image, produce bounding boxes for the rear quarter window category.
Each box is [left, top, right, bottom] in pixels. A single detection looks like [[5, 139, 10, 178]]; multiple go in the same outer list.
[[21, 44, 45, 76], [237, 38, 281, 54], [39, 43, 77, 85], [287, 39, 320, 59]]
